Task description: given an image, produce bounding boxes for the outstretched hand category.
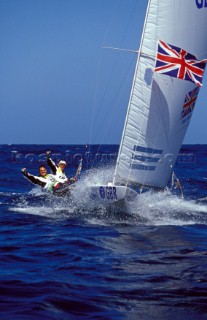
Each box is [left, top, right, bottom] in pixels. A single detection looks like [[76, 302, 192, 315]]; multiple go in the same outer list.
[[21, 168, 27, 174], [46, 150, 51, 157]]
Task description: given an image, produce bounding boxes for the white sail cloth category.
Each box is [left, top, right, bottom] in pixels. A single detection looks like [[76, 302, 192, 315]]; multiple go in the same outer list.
[[114, 0, 207, 188]]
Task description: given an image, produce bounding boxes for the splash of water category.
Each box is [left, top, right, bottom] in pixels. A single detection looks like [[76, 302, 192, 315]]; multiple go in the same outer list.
[[9, 167, 207, 226], [126, 190, 207, 226]]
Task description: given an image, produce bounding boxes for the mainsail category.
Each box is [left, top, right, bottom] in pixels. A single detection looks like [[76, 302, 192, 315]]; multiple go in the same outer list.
[[114, 0, 207, 188]]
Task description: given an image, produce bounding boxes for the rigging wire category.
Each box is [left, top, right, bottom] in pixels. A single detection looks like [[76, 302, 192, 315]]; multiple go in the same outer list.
[[92, 53, 136, 145], [87, 0, 120, 170], [90, 53, 137, 170], [87, 0, 141, 172]]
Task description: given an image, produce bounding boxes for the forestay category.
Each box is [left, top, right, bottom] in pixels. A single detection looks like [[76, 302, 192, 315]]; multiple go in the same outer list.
[[114, 0, 207, 188]]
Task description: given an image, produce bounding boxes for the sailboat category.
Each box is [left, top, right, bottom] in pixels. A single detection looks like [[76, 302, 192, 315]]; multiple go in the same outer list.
[[89, 0, 207, 206]]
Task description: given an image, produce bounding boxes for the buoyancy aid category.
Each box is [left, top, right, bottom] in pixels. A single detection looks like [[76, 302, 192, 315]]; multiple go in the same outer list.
[[42, 174, 60, 191], [55, 167, 67, 182]]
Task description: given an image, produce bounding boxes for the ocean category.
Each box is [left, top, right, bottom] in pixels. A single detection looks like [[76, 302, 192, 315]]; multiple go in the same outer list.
[[1, 144, 207, 320]]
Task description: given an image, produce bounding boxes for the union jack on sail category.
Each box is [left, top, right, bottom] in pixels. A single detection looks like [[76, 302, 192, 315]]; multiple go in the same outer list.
[[181, 87, 199, 119], [155, 40, 207, 87]]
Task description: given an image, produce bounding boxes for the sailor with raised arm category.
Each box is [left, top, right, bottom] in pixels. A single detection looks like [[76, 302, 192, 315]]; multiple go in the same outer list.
[[21, 165, 60, 192], [22, 164, 77, 197], [46, 150, 76, 184]]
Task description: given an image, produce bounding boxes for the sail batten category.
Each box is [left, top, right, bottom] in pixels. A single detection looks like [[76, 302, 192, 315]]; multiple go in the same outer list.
[[114, 0, 207, 188]]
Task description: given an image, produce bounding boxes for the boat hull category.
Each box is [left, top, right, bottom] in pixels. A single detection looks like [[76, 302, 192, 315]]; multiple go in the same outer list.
[[89, 185, 138, 208]]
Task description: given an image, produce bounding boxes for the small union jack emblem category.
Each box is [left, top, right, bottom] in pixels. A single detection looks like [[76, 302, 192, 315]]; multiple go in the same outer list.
[[155, 40, 207, 87], [181, 87, 199, 119]]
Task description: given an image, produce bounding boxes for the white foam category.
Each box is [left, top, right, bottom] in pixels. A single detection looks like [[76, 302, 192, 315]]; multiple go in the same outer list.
[[126, 190, 207, 226], [8, 167, 207, 226]]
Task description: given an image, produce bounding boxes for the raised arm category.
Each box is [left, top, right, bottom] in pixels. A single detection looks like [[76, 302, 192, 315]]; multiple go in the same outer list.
[[21, 168, 46, 188], [46, 151, 57, 175]]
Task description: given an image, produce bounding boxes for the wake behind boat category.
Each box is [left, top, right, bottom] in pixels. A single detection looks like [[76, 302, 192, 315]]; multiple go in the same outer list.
[[88, 0, 207, 207]]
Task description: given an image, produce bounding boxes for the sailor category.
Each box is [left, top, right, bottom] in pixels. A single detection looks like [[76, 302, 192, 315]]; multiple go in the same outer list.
[[46, 150, 76, 184], [21, 165, 60, 191], [21, 165, 76, 196]]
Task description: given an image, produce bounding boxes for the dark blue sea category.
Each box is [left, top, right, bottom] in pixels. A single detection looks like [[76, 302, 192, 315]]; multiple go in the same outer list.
[[1, 144, 207, 320]]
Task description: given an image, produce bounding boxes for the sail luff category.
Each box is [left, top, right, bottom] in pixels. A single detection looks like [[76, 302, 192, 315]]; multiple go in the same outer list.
[[113, 0, 152, 185]]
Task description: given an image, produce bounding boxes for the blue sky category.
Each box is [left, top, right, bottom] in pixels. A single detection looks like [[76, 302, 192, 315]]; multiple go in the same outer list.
[[0, 0, 206, 144]]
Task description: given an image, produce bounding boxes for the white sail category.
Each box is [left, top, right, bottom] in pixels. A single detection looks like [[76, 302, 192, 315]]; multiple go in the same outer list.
[[114, 0, 207, 189]]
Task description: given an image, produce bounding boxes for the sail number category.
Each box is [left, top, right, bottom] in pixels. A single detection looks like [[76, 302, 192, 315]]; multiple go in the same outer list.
[[99, 186, 117, 200], [196, 0, 207, 8]]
